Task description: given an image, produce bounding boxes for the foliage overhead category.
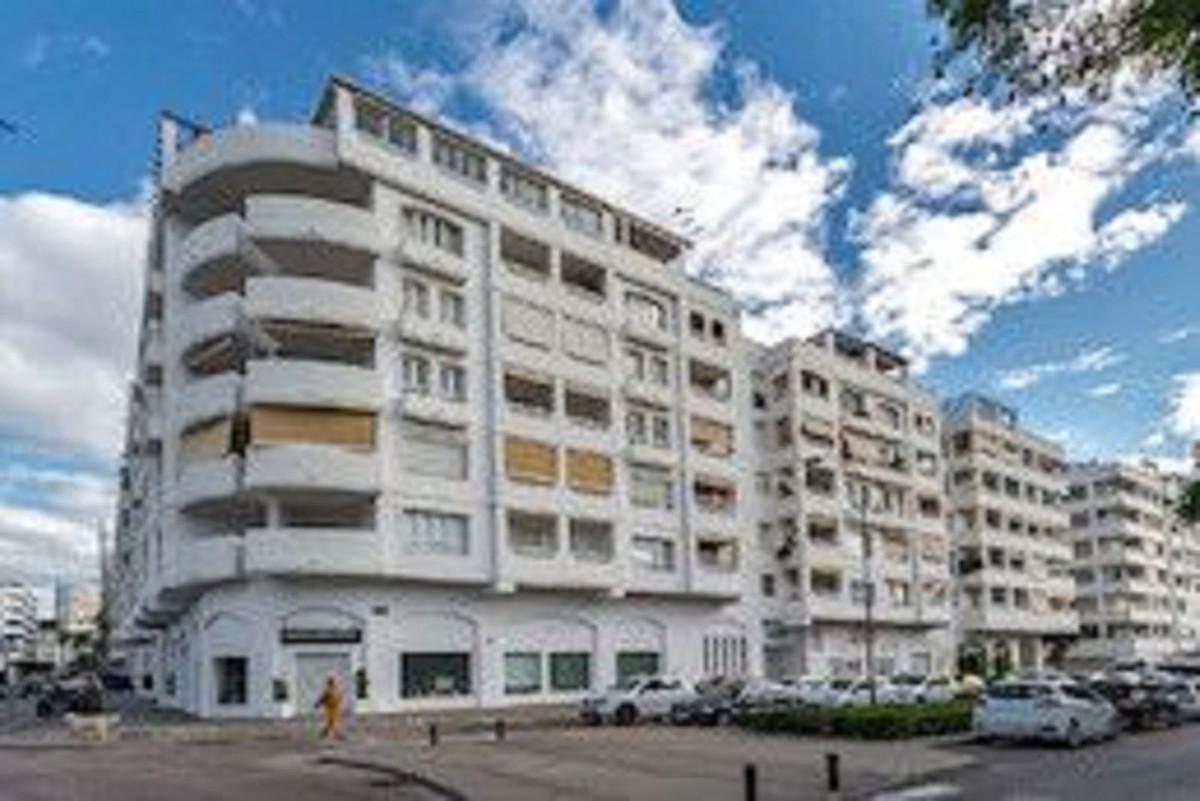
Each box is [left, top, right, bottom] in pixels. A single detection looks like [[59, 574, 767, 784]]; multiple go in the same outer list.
[[929, 0, 1200, 104], [1177, 478, 1200, 525]]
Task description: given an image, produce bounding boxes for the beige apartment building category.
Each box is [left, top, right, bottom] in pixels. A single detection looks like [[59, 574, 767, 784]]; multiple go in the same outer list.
[[1065, 461, 1200, 668], [109, 77, 758, 717], [752, 332, 953, 680], [944, 394, 1077, 673]]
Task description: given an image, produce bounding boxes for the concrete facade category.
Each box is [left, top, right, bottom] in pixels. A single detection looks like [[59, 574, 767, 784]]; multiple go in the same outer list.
[[1065, 461, 1200, 668], [751, 332, 954, 680], [111, 78, 759, 716], [944, 394, 1077, 673]]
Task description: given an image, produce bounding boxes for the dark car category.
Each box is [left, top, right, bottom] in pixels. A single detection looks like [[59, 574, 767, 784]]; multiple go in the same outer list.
[[670, 677, 744, 726], [100, 672, 134, 693], [1090, 676, 1182, 730], [35, 676, 104, 718]]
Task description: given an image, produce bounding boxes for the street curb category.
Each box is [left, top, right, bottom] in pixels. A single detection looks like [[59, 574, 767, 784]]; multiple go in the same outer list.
[[316, 754, 467, 800]]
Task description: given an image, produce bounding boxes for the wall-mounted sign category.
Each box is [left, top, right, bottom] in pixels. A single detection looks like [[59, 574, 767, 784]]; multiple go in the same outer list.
[[280, 627, 363, 645]]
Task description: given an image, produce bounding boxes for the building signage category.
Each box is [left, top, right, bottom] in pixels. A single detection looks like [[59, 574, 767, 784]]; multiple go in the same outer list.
[[280, 627, 363, 645]]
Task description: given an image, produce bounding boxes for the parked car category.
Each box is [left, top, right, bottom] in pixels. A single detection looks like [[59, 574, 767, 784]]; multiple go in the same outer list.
[[1090, 674, 1183, 730], [974, 680, 1118, 747], [831, 677, 894, 707], [35, 675, 104, 719], [785, 676, 833, 705], [807, 677, 856, 706], [884, 674, 957, 705], [670, 681, 742, 726], [580, 676, 694, 725], [736, 678, 801, 708]]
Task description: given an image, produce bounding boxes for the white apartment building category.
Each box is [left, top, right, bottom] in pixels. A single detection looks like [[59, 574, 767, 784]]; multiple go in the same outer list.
[[752, 332, 953, 680], [944, 394, 1077, 673], [1065, 461, 1200, 668], [0, 583, 37, 673], [110, 77, 758, 718]]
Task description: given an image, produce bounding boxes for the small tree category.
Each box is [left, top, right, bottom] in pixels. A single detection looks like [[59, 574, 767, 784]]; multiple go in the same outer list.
[[1176, 478, 1200, 527]]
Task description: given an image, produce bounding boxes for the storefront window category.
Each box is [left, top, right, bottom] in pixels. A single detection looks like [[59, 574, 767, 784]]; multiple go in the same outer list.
[[549, 652, 590, 691], [400, 653, 471, 698], [504, 652, 542, 695], [615, 651, 659, 685]]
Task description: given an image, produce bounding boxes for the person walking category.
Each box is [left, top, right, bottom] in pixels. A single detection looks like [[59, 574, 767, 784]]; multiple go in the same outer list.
[[315, 674, 344, 740]]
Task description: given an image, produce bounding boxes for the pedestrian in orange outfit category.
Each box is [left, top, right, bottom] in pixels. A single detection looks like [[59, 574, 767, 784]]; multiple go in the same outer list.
[[315, 675, 344, 740]]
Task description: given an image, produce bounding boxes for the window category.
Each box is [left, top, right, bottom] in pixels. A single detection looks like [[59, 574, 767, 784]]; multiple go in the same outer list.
[[690, 417, 734, 458], [432, 133, 487, 185], [688, 360, 731, 402], [560, 252, 607, 299], [629, 464, 673, 509], [627, 407, 672, 448], [697, 538, 738, 572], [248, 406, 375, 450], [401, 653, 470, 698], [399, 421, 468, 480], [402, 509, 469, 555], [562, 317, 609, 364], [508, 510, 558, 557], [569, 519, 614, 563], [711, 319, 726, 345], [402, 277, 430, 318], [500, 166, 548, 213], [565, 449, 614, 496], [702, 635, 747, 677], [401, 353, 431, 395], [625, 291, 670, 333], [550, 652, 590, 691], [616, 651, 660, 684], [214, 657, 247, 706], [500, 228, 551, 280], [405, 208, 464, 257], [651, 354, 670, 387], [564, 387, 610, 429], [279, 496, 374, 528], [504, 437, 558, 485], [502, 296, 555, 349], [504, 652, 542, 695], [632, 535, 675, 571], [439, 289, 465, 329], [387, 117, 418, 153], [760, 574, 776, 597], [689, 311, 706, 338], [504, 370, 554, 416], [561, 194, 603, 238], [440, 364, 467, 401]]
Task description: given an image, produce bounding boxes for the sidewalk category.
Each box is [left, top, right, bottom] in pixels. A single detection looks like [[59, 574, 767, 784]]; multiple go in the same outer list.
[[324, 726, 977, 801]]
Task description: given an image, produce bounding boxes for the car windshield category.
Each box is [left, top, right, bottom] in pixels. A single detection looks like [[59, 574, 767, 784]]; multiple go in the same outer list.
[[987, 683, 1049, 700], [829, 679, 853, 690], [891, 675, 923, 686]]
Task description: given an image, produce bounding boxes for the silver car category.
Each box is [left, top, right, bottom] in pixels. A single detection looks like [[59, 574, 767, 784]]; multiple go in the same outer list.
[[974, 680, 1118, 747]]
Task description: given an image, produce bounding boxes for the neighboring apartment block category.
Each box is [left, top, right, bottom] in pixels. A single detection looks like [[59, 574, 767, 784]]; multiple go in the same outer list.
[[0, 583, 37, 671], [944, 394, 1077, 673], [1065, 462, 1200, 667], [110, 77, 757, 717], [752, 332, 953, 680]]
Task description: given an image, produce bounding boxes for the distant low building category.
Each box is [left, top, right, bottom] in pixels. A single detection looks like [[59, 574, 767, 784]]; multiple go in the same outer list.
[[0, 583, 38, 677]]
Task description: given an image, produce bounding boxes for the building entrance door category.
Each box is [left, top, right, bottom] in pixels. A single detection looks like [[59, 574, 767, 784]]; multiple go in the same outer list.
[[295, 653, 353, 715]]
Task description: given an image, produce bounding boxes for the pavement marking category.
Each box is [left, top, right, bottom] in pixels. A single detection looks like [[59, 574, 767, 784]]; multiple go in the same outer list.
[[872, 783, 963, 800]]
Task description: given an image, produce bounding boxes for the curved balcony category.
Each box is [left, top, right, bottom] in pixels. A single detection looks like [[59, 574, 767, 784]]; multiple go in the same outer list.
[[175, 537, 244, 587], [244, 359, 381, 411], [245, 194, 380, 255], [163, 124, 339, 195], [245, 276, 379, 330], [177, 291, 241, 356], [397, 238, 469, 283], [244, 445, 378, 494], [178, 195, 380, 295], [390, 392, 471, 427], [244, 528, 380, 577], [174, 456, 240, 510], [177, 372, 240, 430]]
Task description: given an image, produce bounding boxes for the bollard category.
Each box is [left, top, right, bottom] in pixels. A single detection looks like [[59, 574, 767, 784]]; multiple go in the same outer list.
[[743, 762, 758, 801], [495, 718, 507, 742], [428, 722, 439, 747], [825, 752, 841, 800]]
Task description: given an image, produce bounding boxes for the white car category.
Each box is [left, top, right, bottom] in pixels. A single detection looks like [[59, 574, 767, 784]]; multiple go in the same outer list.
[[580, 676, 694, 725], [737, 678, 802, 706], [885, 674, 957, 705], [974, 680, 1118, 747], [785, 676, 831, 705], [831, 677, 894, 707]]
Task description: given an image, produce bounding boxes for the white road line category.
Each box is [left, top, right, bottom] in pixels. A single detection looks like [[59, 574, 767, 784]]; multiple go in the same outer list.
[[872, 783, 963, 800]]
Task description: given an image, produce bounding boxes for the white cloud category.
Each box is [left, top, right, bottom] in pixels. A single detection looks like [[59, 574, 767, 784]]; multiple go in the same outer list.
[[22, 33, 112, 68], [995, 344, 1125, 390], [236, 105, 259, 126], [1158, 324, 1200, 345], [371, 0, 851, 343], [0, 192, 146, 460], [1168, 372, 1200, 440], [855, 76, 1187, 367], [1087, 382, 1123, 398]]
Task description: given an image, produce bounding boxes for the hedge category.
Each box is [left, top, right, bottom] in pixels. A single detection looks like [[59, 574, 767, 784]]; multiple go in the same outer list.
[[741, 700, 973, 740]]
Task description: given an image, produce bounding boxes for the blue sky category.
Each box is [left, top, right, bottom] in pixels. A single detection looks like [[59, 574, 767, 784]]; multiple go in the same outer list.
[[2, 0, 1199, 584]]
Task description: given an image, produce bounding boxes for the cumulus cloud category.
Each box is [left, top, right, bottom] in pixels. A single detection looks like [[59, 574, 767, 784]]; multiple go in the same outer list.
[[855, 76, 1188, 367], [1167, 372, 1200, 440], [22, 33, 112, 68], [370, 0, 851, 342], [1087, 382, 1123, 398], [1159, 324, 1200, 345], [995, 344, 1125, 390]]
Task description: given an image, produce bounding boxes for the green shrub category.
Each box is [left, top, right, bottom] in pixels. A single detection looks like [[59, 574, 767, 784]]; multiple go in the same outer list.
[[741, 700, 972, 740]]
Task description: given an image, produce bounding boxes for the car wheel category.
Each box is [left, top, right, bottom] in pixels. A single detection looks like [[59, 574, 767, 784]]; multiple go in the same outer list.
[[1066, 720, 1083, 749], [615, 704, 638, 726]]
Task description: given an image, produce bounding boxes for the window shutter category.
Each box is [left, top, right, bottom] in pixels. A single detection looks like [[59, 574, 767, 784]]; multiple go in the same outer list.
[[504, 437, 558, 485], [249, 406, 375, 449], [566, 449, 614, 495]]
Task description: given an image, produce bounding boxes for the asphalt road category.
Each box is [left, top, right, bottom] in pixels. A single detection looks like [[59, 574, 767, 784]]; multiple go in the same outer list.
[[0, 740, 442, 801], [875, 725, 1200, 801]]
